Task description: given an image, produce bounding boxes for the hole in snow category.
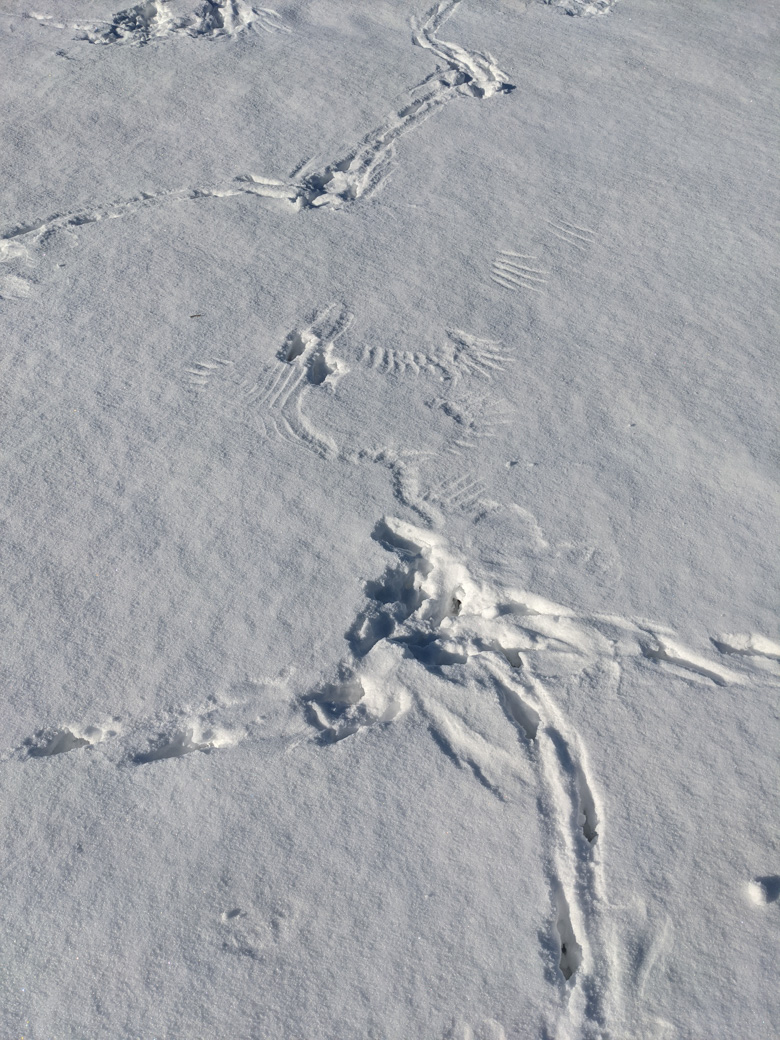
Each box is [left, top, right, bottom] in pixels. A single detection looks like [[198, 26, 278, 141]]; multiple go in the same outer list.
[[26, 729, 92, 757], [554, 890, 582, 981], [283, 332, 307, 362], [748, 876, 780, 905]]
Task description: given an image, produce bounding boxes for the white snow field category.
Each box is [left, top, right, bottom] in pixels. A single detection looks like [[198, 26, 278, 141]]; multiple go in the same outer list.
[[1, 0, 778, 1037]]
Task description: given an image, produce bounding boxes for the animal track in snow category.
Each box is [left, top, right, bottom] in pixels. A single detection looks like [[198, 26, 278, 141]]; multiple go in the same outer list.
[[304, 517, 609, 1016], [132, 720, 235, 763], [639, 636, 737, 687], [377, 455, 483, 525], [361, 331, 507, 384], [17, 698, 252, 769], [127, 699, 249, 764], [440, 330, 509, 382], [422, 472, 487, 514], [491, 250, 548, 295], [24, 724, 114, 757], [0, 272, 34, 301], [545, 217, 596, 255], [442, 1016, 507, 1040], [539, 0, 620, 15], [303, 518, 761, 1028], [0, 181, 273, 276], [712, 632, 780, 664], [278, 302, 352, 387], [29, 1, 288, 46], [4, 0, 513, 276], [219, 898, 299, 959], [282, 0, 515, 210], [412, 1, 514, 100], [747, 876, 780, 905], [429, 393, 511, 455], [185, 304, 349, 458], [269, 303, 350, 456], [184, 357, 234, 392], [554, 884, 583, 980]]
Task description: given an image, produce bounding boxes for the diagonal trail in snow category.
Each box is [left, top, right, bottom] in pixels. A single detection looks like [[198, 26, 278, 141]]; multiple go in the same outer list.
[[283, 0, 514, 208], [1, 0, 513, 283]]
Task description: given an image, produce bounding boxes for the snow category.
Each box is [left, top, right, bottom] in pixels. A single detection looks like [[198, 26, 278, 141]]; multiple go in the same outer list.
[[1, 1, 778, 1037]]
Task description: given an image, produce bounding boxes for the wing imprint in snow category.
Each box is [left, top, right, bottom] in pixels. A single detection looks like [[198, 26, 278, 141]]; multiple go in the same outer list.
[[545, 216, 596, 255], [440, 330, 510, 382], [184, 304, 349, 459], [428, 394, 511, 455], [491, 250, 549, 295]]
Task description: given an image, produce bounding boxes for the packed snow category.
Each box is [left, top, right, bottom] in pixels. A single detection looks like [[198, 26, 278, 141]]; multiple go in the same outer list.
[[1, 1, 778, 1037]]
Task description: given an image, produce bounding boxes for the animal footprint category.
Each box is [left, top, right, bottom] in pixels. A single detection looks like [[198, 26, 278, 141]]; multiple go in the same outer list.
[[184, 305, 349, 458], [747, 876, 780, 905], [279, 302, 352, 387], [712, 632, 780, 664], [220, 900, 298, 959], [24, 724, 113, 758], [0, 273, 34, 300], [133, 720, 237, 763], [539, 0, 620, 18], [30, 1, 288, 47], [639, 636, 737, 687], [443, 1016, 507, 1040]]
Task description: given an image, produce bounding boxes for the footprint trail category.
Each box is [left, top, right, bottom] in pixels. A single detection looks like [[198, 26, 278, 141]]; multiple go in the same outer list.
[[2, 0, 513, 280]]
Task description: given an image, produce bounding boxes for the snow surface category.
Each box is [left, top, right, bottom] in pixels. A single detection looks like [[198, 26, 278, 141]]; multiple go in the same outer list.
[[1, 1, 778, 1037]]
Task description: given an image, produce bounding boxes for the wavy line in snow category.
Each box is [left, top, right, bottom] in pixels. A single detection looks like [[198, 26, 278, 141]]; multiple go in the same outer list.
[[412, 1, 513, 98]]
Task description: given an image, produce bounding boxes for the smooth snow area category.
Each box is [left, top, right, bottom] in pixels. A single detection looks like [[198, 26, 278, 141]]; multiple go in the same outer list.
[[1, 1, 778, 1038]]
